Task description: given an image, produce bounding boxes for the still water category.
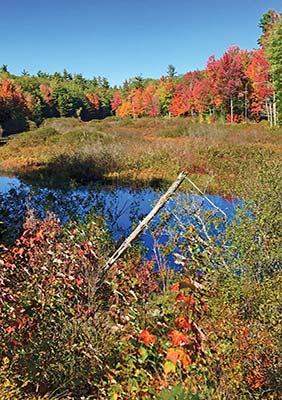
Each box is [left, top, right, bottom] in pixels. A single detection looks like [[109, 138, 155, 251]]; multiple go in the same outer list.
[[0, 176, 238, 264], [0, 176, 22, 193]]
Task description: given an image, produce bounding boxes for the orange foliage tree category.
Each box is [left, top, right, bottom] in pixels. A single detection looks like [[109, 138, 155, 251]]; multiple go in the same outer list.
[[130, 88, 145, 118], [169, 71, 202, 117], [0, 79, 26, 123], [39, 84, 54, 106], [86, 92, 100, 111], [143, 85, 160, 117], [116, 100, 132, 117], [245, 49, 273, 120]]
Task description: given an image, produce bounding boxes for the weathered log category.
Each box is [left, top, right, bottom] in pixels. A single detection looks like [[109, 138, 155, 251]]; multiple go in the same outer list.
[[98, 171, 187, 283]]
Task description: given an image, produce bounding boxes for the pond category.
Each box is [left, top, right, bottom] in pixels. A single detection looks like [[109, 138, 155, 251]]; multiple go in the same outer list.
[[0, 175, 22, 193], [0, 176, 238, 266]]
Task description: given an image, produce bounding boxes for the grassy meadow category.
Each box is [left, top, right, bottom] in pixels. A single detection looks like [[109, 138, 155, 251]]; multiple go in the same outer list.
[[0, 117, 282, 194], [0, 118, 281, 399]]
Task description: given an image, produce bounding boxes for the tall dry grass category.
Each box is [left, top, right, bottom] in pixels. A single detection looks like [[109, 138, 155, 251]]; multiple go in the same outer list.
[[0, 117, 281, 194]]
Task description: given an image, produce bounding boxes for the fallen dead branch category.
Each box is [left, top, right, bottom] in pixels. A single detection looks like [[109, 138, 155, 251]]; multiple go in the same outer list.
[[98, 171, 187, 285]]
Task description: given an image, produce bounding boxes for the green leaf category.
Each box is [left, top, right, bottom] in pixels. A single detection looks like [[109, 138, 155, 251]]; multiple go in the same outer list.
[[138, 346, 148, 361]]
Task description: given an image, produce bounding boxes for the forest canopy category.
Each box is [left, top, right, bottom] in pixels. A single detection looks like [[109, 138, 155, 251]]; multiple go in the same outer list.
[[0, 9, 281, 135]]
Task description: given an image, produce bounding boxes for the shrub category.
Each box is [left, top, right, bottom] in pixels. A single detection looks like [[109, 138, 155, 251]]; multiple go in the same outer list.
[[0, 212, 114, 397], [41, 117, 82, 133]]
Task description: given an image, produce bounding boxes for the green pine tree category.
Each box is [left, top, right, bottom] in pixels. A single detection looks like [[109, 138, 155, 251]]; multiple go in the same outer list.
[[265, 16, 282, 126]]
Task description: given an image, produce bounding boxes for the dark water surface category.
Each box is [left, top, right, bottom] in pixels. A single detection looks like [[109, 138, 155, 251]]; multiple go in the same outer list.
[[0, 176, 238, 264]]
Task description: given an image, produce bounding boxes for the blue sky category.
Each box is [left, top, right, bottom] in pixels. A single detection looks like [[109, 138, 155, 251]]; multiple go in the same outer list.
[[1, 0, 281, 86]]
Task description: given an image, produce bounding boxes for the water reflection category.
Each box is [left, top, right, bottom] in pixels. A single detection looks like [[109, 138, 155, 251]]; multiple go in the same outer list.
[[0, 176, 21, 193], [0, 176, 238, 264]]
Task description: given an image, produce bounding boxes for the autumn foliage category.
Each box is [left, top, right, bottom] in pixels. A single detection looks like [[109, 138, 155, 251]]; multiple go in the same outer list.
[[0, 8, 282, 399], [1, 14, 279, 134], [138, 330, 156, 346], [86, 92, 100, 110], [0, 185, 281, 399], [109, 45, 276, 123], [0, 80, 26, 123]]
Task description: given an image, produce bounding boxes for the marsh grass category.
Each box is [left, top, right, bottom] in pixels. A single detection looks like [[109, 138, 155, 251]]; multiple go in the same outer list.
[[42, 117, 83, 133], [60, 128, 113, 145], [0, 117, 282, 194]]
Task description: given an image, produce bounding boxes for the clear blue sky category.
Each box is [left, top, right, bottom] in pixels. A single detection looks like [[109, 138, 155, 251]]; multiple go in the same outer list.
[[1, 0, 281, 86]]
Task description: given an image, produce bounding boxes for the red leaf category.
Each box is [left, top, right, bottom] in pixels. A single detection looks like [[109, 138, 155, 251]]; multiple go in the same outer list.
[[175, 315, 191, 330]]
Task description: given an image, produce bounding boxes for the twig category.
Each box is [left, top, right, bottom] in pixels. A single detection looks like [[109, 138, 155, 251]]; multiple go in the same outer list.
[[184, 176, 227, 217]]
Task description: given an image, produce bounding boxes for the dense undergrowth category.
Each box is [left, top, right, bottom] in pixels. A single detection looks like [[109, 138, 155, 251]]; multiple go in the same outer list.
[[0, 118, 281, 399], [0, 117, 282, 194]]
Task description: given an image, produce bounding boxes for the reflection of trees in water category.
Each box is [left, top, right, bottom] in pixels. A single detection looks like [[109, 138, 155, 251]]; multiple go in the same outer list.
[[0, 178, 238, 270]]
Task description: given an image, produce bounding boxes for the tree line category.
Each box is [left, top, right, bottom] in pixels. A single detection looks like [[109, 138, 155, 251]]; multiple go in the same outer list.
[[0, 9, 281, 135]]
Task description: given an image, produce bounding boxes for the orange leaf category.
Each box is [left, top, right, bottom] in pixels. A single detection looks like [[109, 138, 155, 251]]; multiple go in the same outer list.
[[17, 248, 24, 256], [6, 324, 17, 334], [168, 330, 187, 346], [175, 293, 196, 306], [121, 334, 131, 341], [138, 330, 155, 346], [166, 348, 192, 368], [170, 282, 180, 291], [17, 319, 25, 329], [35, 229, 44, 241]]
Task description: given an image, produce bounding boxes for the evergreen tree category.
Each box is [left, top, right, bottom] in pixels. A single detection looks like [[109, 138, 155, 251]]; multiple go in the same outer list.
[[265, 16, 282, 125], [0, 64, 9, 73], [167, 64, 176, 77], [52, 84, 74, 117]]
